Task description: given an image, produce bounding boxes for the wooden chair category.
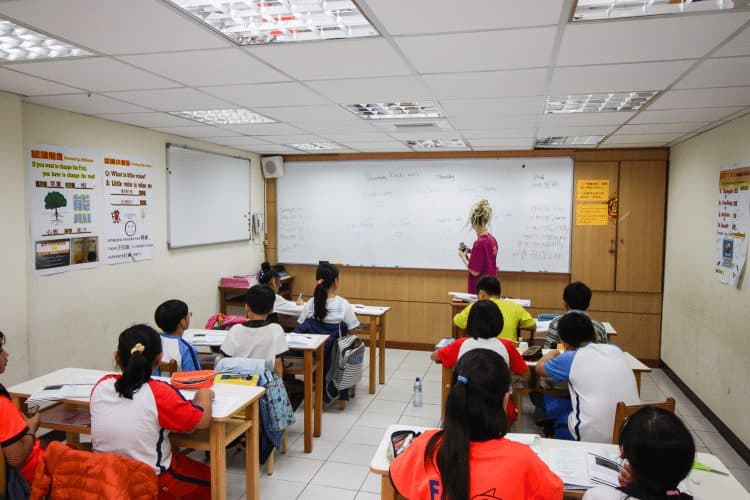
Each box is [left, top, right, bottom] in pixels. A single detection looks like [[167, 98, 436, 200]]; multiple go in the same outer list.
[[0, 446, 6, 499], [158, 359, 179, 375], [264, 430, 287, 475], [612, 397, 676, 444]]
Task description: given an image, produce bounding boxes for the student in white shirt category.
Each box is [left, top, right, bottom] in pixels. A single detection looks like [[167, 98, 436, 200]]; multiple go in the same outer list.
[[257, 261, 304, 320], [220, 284, 288, 375], [584, 407, 695, 500], [536, 312, 640, 443]]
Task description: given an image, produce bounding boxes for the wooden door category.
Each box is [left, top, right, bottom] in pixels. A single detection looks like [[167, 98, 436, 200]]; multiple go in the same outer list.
[[616, 161, 667, 293], [571, 162, 619, 291]]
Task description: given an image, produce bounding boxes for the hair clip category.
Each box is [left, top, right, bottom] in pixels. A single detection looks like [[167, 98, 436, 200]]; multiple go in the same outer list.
[[130, 343, 145, 354], [456, 375, 469, 385], [316, 279, 324, 285]]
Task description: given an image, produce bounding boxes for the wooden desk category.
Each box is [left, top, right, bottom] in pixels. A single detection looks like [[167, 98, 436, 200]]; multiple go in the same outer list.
[[8, 368, 265, 500], [219, 274, 294, 313], [536, 319, 619, 341], [449, 298, 532, 339], [370, 425, 750, 500], [353, 305, 391, 394]]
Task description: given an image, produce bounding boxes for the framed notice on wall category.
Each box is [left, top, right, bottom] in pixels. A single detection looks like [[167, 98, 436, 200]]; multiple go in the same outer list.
[[715, 163, 750, 287]]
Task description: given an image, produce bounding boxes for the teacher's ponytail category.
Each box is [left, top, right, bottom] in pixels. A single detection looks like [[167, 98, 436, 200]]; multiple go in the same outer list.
[[313, 263, 339, 322], [469, 199, 493, 229]]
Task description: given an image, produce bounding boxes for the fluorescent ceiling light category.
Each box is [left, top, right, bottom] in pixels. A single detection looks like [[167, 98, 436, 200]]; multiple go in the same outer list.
[[0, 20, 91, 62], [288, 143, 344, 151], [545, 92, 657, 114], [536, 136, 604, 147], [573, 0, 739, 21], [170, 108, 275, 125], [405, 139, 469, 150], [343, 101, 443, 120], [164, 0, 378, 45]]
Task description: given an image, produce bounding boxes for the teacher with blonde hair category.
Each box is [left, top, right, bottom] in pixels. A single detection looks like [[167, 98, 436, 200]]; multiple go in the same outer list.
[[458, 199, 499, 293]]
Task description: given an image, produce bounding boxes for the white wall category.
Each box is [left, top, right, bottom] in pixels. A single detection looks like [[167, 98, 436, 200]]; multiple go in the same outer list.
[[0, 98, 265, 379], [663, 113, 750, 445]]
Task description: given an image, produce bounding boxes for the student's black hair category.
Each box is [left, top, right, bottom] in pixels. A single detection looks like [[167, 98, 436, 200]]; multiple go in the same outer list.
[[314, 262, 339, 322], [425, 349, 510, 500], [466, 300, 505, 340], [115, 324, 162, 400], [154, 299, 189, 333], [557, 311, 595, 348], [475, 275, 501, 296], [619, 407, 695, 500], [0, 330, 5, 348], [245, 284, 276, 315], [563, 281, 593, 310], [257, 261, 279, 286]]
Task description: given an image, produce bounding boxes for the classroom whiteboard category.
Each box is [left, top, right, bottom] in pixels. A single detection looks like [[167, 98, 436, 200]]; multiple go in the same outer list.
[[166, 145, 250, 248], [276, 158, 573, 272]]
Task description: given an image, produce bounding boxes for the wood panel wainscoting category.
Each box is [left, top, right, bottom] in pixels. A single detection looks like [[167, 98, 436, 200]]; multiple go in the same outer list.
[[264, 149, 668, 367]]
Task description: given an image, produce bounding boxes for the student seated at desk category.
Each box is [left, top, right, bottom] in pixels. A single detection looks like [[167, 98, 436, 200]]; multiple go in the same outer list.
[[585, 407, 695, 500], [536, 312, 639, 443], [220, 284, 288, 376], [296, 262, 359, 402], [0, 330, 44, 489], [544, 281, 608, 348], [257, 261, 304, 323], [391, 349, 563, 500], [91, 324, 213, 500], [431, 300, 529, 428], [154, 299, 200, 374], [453, 275, 535, 343]]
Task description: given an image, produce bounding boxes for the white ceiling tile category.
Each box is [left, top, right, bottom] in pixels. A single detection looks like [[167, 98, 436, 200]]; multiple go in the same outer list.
[[440, 97, 542, 116], [461, 129, 536, 139], [396, 27, 556, 73], [473, 145, 534, 151], [24, 93, 151, 114], [424, 69, 548, 99], [256, 105, 357, 122], [605, 133, 684, 145], [364, 0, 564, 35], [201, 82, 328, 108], [95, 112, 198, 128], [348, 142, 412, 152], [675, 57, 750, 89], [103, 88, 231, 111], [305, 76, 431, 103], [557, 13, 750, 66], [537, 125, 618, 136], [540, 112, 635, 127], [205, 136, 272, 147], [388, 130, 464, 140], [8, 57, 179, 92], [256, 146, 298, 154], [619, 122, 710, 135], [224, 123, 305, 135], [468, 138, 534, 148], [119, 49, 289, 87], [322, 133, 399, 143], [0, 0, 230, 54], [631, 107, 743, 124], [153, 125, 242, 138], [257, 134, 331, 145], [714, 26, 750, 57], [291, 120, 378, 133], [549, 60, 694, 94], [450, 114, 538, 129], [248, 38, 412, 80], [0, 67, 78, 96], [650, 87, 750, 109]]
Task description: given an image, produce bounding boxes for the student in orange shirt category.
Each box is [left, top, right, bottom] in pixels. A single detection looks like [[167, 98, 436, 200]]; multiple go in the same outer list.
[[390, 349, 563, 500]]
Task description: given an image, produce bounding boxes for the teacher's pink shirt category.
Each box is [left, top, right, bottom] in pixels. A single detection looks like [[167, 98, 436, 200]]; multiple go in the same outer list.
[[467, 233, 499, 293]]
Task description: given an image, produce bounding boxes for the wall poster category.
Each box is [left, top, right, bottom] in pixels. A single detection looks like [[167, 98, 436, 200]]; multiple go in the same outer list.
[[715, 163, 750, 287]]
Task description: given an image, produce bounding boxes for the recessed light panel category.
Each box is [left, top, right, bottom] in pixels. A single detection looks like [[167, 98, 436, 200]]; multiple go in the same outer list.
[[545, 92, 658, 114], [0, 20, 91, 62], [573, 0, 737, 21], [405, 139, 469, 150], [170, 108, 275, 125], [288, 143, 344, 151], [165, 0, 379, 45], [536, 136, 604, 147], [343, 101, 443, 120]]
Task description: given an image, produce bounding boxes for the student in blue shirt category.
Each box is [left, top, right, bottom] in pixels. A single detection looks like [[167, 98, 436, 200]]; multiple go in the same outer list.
[[154, 299, 200, 373]]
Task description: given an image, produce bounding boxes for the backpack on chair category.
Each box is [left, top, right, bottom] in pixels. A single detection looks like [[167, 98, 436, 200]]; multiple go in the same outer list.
[[328, 329, 365, 395]]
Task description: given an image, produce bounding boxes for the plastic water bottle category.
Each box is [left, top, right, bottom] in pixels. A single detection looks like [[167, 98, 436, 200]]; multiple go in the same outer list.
[[413, 377, 423, 407]]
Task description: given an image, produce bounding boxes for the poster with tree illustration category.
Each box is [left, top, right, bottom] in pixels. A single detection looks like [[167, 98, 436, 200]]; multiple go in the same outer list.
[[28, 144, 101, 275]]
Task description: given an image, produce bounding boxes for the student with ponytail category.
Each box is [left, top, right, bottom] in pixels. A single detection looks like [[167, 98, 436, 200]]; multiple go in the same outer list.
[[584, 407, 695, 500], [91, 324, 213, 499], [459, 199, 500, 293], [390, 349, 562, 500], [257, 261, 304, 322]]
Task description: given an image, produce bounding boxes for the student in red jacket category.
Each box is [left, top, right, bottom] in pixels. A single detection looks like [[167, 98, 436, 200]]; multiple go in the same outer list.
[[391, 349, 562, 500], [431, 300, 529, 427]]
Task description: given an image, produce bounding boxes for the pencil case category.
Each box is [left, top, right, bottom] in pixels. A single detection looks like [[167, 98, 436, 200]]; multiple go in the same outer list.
[[386, 430, 421, 461], [171, 370, 216, 389]]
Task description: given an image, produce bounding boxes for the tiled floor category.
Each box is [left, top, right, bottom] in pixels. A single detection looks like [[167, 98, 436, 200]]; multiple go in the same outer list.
[[216, 348, 749, 499]]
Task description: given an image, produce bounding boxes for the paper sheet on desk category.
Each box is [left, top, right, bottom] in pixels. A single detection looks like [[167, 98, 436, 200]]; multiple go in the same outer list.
[[185, 329, 227, 346], [285, 333, 316, 347], [547, 447, 614, 489], [27, 374, 102, 403], [179, 389, 234, 417]]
